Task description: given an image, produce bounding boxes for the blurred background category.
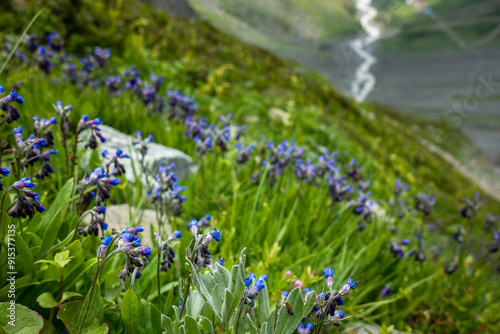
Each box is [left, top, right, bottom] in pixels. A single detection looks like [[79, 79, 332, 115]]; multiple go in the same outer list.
[[153, 0, 500, 188]]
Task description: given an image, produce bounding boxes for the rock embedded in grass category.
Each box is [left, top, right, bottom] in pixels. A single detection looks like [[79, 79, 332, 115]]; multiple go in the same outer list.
[[80, 125, 197, 184]]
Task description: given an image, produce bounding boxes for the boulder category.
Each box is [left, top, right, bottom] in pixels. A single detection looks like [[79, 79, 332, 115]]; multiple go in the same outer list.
[[81, 125, 197, 184]]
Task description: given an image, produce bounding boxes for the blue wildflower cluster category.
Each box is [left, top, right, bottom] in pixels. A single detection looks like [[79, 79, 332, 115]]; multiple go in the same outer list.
[[243, 273, 268, 310], [154, 230, 182, 272], [186, 216, 222, 270], [0, 85, 24, 124], [4, 177, 45, 218], [291, 271, 358, 331], [147, 163, 187, 217]]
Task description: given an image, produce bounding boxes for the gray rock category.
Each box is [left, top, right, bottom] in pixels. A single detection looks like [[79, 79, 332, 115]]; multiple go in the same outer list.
[[84, 204, 170, 246], [81, 125, 197, 184], [343, 322, 408, 334]]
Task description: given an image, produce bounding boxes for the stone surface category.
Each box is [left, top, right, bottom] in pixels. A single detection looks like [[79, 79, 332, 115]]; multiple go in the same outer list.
[[82, 125, 197, 184], [84, 204, 169, 246], [343, 322, 407, 334]]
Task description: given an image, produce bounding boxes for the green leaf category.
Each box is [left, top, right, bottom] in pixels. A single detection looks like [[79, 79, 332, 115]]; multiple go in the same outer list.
[[14, 232, 35, 279], [149, 303, 162, 332], [78, 280, 103, 329], [0, 302, 44, 334], [266, 310, 275, 334], [58, 301, 107, 334], [62, 241, 84, 276], [121, 289, 138, 324], [60, 292, 82, 304], [177, 325, 186, 334], [201, 317, 214, 334], [221, 289, 235, 327], [213, 263, 231, 290], [37, 292, 58, 308], [275, 287, 304, 334], [257, 284, 270, 324], [54, 250, 73, 268], [162, 284, 175, 314], [187, 290, 204, 318], [302, 291, 317, 319], [63, 259, 97, 290], [139, 299, 152, 333], [184, 315, 201, 334], [161, 315, 175, 334], [211, 284, 222, 315], [57, 301, 82, 333], [186, 259, 223, 327], [247, 314, 258, 334], [37, 209, 62, 259], [37, 178, 74, 257]]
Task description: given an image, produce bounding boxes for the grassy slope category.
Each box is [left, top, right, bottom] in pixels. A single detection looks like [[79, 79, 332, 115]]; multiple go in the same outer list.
[[187, 0, 361, 42], [373, 0, 500, 54], [1, 0, 500, 332]]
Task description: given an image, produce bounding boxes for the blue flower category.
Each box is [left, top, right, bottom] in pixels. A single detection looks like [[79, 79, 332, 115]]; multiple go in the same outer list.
[[209, 227, 222, 242], [12, 177, 35, 189], [102, 235, 113, 246], [0, 167, 11, 176], [323, 268, 334, 278], [244, 278, 253, 287], [94, 206, 106, 214], [335, 309, 345, 319], [168, 230, 182, 241], [120, 232, 134, 243], [127, 225, 144, 235], [323, 268, 334, 288]]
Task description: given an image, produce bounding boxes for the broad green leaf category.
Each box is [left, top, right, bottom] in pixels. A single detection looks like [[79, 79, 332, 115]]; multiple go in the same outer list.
[[247, 314, 258, 334], [121, 289, 139, 324], [184, 315, 201, 334], [37, 178, 74, 257], [275, 287, 304, 334], [62, 241, 84, 276], [14, 232, 35, 279], [0, 303, 43, 333], [162, 284, 175, 314], [302, 291, 317, 319], [37, 209, 62, 259], [211, 284, 222, 315], [54, 250, 73, 268], [60, 292, 82, 304], [201, 317, 214, 334], [203, 271, 215, 295], [266, 310, 276, 334], [161, 315, 175, 334], [149, 303, 162, 332], [257, 284, 270, 324], [139, 299, 152, 333], [261, 322, 268, 334], [213, 263, 231, 290], [78, 279, 103, 329], [63, 259, 97, 290], [37, 292, 58, 308], [221, 289, 235, 327], [187, 290, 204, 318], [58, 301, 107, 334]]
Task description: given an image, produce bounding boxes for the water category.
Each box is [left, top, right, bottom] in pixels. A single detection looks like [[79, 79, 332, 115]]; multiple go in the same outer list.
[[349, 0, 381, 102]]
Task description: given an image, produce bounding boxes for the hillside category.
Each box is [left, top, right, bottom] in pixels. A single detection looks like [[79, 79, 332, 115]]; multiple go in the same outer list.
[[1, 0, 499, 333]]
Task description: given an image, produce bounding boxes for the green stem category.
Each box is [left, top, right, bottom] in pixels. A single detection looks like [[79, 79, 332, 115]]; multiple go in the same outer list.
[[157, 244, 162, 308], [79, 250, 118, 333]]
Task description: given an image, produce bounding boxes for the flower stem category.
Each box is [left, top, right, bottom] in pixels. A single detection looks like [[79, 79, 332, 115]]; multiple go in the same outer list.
[[79, 250, 118, 333]]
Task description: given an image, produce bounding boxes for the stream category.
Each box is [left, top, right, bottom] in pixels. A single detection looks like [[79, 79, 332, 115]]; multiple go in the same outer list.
[[349, 0, 381, 102]]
